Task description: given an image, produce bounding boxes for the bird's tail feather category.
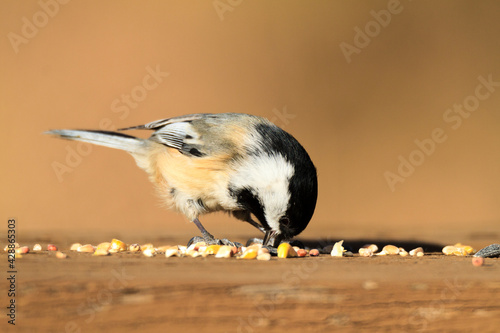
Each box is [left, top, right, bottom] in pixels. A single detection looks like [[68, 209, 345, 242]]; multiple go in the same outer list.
[[45, 129, 146, 155]]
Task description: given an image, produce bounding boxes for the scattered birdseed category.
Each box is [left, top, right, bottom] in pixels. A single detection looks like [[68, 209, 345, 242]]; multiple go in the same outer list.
[[278, 243, 297, 258], [257, 253, 271, 261], [442, 243, 475, 256], [70, 243, 82, 251], [409, 247, 424, 257], [472, 257, 484, 266], [128, 244, 141, 252], [47, 244, 58, 251], [239, 247, 258, 259], [93, 248, 110, 256], [142, 248, 156, 257], [16, 246, 29, 254], [330, 240, 345, 257], [215, 246, 233, 258], [309, 249, 320, 257], [55, 251, 67, 259], [77, 244, 95, 253], [474, 244, 500, 258], [110, 239, 127, 252], [359, 248, 373, 257], [33, 244, 42, 251]]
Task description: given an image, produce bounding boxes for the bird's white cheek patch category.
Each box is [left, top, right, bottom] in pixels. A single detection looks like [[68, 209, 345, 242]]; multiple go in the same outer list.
[[231, 154, 294, 231]]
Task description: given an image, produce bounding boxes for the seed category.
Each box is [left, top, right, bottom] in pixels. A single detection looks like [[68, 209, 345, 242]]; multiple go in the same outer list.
[[215, 246, 233, 258], [47, 244, 58, 251], [186, 249, 201, 257], [309, 249, 320, 257], [409, 247, 424, 256], [257, 253, 271, 261], [445, 244, 475, 256], [16, 246, 29, 254], [33, 244, 42, 251], [165, 247, 181, 257], [246, 244, 262, 253], [77, 244, 95, 253], [330, 240, 345, 257], [365, 244, 378, 253], [4, 243, 20, 252], [110, 239, 127, 252], [192, 242, 206, 251], [399, 248, 409, 257], [293, 246, 301, 252], [55, 251, 67, 259], [178, 245, 187, 254], [359, 248, 373, 257], [474, 244, 500, 258], [472, 257, 484, 267], [297, 249, 308, 257], [70, 243, 82, 251], [141, 243, 155, 250], [461, 246, 475, 255], [238, 248, 258, 259], [278, 243, 297, 258], [93, 248, 110, 256], [128, 244, 141, 252], [442, 245, 456, 255], [97, 242, 111, 251], [202, 245, 221, 257], [143, 248, 156, 257], [382, 245, 400, 255], [156, 245, 172, 252], [258, 247, 269, 256]]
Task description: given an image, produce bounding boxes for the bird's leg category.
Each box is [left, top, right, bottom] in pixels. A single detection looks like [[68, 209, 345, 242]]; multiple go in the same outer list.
[[188, 218, 241, 247], [192, 217, 215, 241]]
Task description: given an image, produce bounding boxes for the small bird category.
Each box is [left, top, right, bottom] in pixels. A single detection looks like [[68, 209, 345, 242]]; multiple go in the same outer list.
[[46, 113, 318, 248]]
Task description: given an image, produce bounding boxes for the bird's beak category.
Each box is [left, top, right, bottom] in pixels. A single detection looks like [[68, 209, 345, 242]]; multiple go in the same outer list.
[[263, 230, 283, 248]]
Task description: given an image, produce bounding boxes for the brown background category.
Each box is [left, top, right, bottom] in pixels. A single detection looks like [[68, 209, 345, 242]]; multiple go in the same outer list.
[[2, 0, 500, 245]]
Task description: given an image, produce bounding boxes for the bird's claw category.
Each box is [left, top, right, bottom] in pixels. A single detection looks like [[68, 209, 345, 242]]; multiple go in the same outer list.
[[187, 236, 242, 248]]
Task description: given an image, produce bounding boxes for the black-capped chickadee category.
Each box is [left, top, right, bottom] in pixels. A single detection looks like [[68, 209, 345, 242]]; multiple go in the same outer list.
[[46, 113, 318, 248]]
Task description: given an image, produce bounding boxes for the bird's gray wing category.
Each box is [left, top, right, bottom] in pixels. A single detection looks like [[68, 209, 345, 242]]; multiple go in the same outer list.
[[118, 113, 213, 131], [119, 114, 216, 157]]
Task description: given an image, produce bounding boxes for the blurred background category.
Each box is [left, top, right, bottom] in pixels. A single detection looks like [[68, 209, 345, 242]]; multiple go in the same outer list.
[[1, 0, 499, 245]]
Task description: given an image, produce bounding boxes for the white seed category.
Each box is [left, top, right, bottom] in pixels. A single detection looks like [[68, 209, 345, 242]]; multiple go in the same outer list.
[[410, 247, 424, 256], [363, 244, 378, 253], [442, 245, 456, 255], [143, 248, 156, 257], [399, 248, 409, 257], [359, 248, 373, 257], [258, 247, 270, 256], [165, 247, 182, 257], [215, 246, 233, 258], [331, 240, 345, 257], [257, 253, 271, 261], [56, 251, 67, 259], [33, 244, 42, 251], [93, 248, 110, 256], [382, 245, 400, 255], [186, 249, 201, 258], [128, 244, 141, 252], [77, 244, 95, 253], [70, 243, 82, 251]]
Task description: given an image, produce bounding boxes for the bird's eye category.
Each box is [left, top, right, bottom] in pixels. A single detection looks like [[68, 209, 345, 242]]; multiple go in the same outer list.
[[279, 216, 290, 227]]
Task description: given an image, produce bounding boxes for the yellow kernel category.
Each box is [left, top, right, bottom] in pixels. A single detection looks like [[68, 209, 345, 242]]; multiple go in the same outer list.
[[278, 243, 297, 258]]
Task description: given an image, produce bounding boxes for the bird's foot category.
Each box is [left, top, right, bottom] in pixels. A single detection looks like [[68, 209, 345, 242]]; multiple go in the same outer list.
[[187, 235, 242, 248]]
